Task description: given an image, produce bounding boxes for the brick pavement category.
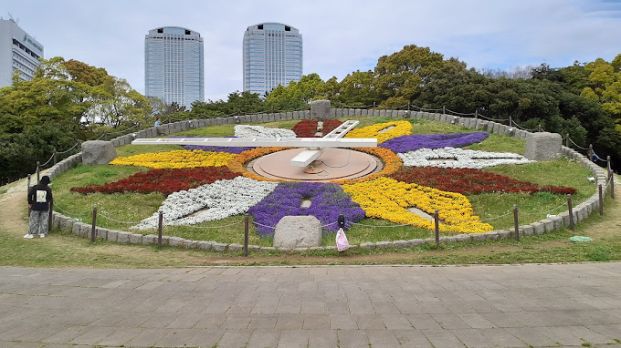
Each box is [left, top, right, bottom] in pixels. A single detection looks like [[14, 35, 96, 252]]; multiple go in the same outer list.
[[0, 263, 620, 347]]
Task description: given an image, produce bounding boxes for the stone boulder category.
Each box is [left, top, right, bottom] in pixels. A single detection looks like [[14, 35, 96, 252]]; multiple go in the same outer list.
[[81, 140, 116, 165], [273, 216, 322, 250], [309, 100, 331, 120], [525, 132, 562, 161]]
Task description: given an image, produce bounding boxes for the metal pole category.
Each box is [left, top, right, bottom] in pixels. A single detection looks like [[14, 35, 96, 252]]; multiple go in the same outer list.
[[434, 210, 440, 246], [157, 211, 163, 247], [36, 161, 40, 183], [513, 205, 520, 241], [91, 206, 97, 242], [599, 184, 604, 216], [567, 194, 575, 230], [611, 170, 615, 200], [243, 215, 249, 257]]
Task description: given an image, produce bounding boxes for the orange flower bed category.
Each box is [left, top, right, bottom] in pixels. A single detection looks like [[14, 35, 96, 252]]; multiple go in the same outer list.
[[227, 147, 288, 182], [331, 147, 402, 184]]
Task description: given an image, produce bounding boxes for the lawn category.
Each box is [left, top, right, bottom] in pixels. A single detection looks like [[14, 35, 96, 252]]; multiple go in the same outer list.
[[49, 116, 597, 247], [0, 194, 618, 267]]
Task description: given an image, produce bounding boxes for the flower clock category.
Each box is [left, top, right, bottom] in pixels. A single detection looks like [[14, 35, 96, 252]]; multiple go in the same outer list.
[[73, 120, 576, 237]]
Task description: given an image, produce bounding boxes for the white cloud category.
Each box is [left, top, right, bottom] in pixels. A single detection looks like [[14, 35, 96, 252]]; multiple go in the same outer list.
[[4, 0, 621, 100]]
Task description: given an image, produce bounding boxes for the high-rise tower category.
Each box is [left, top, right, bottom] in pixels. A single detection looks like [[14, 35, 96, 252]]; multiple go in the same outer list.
[[0, 18, 44, 88], [145, 26, 204, 109], [243, 22, 302, 97]]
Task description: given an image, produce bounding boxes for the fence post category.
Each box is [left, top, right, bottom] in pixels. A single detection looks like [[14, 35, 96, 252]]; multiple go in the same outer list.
[[243, 215, 249, 257], [611, 171, 615, 200], [157, 211, 163, 247], [36, 161, 40, 183], [474, 109, 478, 119], [565, 133, 570, 148], [434, 210, 440, 246], [513, 205, 520, 241], [509, 115, 512, 127], [27, 174, 31, 190], [588, 144, 594, 161], [567, 194, 575, 230], [48, 200, 54, 234], [442, 106, 446, 115], [599, 184, 604, 216], [90, 206, 97, 242], [52, 147, 57, 165]]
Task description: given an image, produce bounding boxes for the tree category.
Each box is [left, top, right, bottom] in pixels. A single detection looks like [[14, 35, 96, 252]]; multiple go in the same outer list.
[[373, 45, 447, 107], [0, 57, 150, 183], [336, 70, 378, 107], [190, 91, 265, 119]]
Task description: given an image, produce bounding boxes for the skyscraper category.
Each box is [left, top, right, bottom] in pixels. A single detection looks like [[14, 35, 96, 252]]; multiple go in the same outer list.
[[145, 26, 204, 109], [243, 22, 302, 97], [0, 18, 44, 88]]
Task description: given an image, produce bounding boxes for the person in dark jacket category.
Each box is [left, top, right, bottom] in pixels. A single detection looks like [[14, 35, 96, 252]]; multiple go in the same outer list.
[[25, 175, 53, 239]]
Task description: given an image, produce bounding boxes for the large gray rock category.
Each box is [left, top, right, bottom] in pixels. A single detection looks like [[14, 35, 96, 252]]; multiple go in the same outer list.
[[525, 132, 562, 161], [273, 216, 322, 250], [81, 140, 116, 165], [309, 100, 331, 120]]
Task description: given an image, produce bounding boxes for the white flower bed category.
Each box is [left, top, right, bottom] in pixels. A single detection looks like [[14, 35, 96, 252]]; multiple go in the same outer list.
[[234, 125, 296, 139], [132, 177, 277, 229], [399, 147, 532, 169]]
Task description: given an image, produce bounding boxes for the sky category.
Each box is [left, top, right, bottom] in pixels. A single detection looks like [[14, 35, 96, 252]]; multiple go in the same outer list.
[[4, 0, 621, 100]]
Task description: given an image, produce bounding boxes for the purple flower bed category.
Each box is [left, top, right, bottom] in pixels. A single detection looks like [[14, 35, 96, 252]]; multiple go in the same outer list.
[[249, 182, 365, 236], [176, 137, 255, 154], [183, 144, 254, 154], [380, 132, 489, 153]]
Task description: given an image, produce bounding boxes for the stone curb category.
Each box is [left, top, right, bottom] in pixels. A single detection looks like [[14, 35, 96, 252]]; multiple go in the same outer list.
[[42, 109, 611, 252]]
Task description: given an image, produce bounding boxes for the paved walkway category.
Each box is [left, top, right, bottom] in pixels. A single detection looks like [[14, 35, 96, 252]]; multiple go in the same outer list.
[[1, 264, 621, 347]]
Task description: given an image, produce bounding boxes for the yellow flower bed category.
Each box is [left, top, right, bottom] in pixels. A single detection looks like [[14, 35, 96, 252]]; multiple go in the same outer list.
[[110, 150, 237, 169], [345, 121, 412, 143], [342, 177, 493, 233]]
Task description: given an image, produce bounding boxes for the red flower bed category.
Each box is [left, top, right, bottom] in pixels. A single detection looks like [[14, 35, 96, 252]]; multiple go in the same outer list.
[[389, 167, 577, 195], [292, 119, 343, 137], [71, 167, 240, 195]]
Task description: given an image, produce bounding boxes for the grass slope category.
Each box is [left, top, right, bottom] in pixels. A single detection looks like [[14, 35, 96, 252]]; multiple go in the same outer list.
[[49, 116, 595, 246]]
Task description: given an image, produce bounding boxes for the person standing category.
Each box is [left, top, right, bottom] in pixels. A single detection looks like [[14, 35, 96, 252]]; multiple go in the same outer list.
[[25, 175, 53, 239]]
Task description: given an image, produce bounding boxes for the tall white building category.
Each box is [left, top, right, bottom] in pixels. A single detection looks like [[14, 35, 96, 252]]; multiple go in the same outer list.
[[145, 26, 204, 109], [243, 22, 302, 97], [0, 18, 44, 88]]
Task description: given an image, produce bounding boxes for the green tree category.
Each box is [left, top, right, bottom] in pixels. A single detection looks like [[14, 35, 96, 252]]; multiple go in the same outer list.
[[264, 74, 327, 111]]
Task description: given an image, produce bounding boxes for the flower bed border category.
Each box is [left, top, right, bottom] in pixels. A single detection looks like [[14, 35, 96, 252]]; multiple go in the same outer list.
[[43, 109, 611, 253]]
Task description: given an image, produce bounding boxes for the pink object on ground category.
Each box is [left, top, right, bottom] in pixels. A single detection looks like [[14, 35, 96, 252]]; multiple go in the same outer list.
[[336, 228, 350, 252]]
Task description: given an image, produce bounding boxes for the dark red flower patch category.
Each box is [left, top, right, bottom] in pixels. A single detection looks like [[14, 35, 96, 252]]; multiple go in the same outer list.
[[71, 167, 240, 195], [292, 119, 343, 138], [389, 167, 577, 195]]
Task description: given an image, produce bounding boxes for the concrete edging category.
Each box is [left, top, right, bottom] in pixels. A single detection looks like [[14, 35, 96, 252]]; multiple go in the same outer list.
[[46, 109, 611, 252]]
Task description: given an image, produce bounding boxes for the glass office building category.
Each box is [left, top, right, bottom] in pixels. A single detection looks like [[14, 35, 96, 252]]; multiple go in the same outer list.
[[0, 18, 44, 88], [243, 22, 302, 97], [145, 26, 204, 109]]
